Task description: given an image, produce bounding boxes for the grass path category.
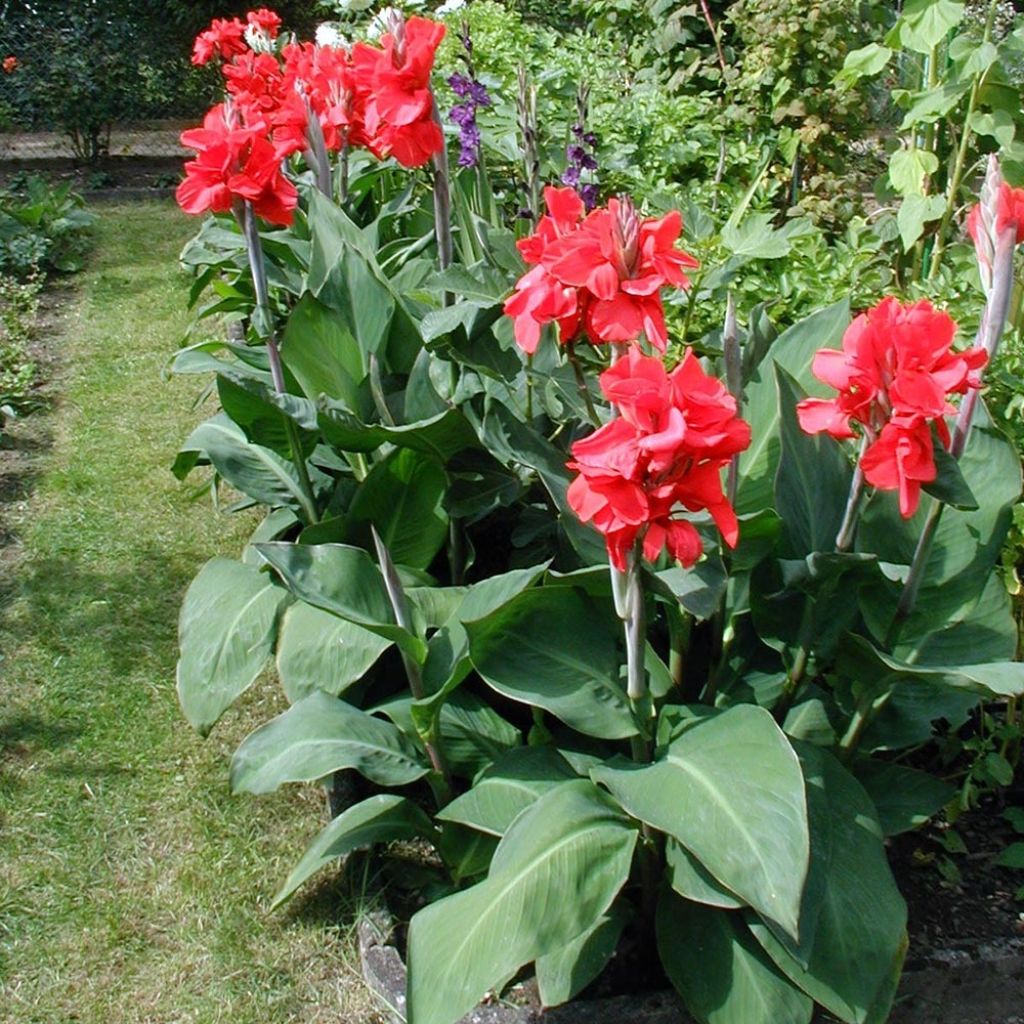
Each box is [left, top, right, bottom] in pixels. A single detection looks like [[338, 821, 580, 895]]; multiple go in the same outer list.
[[0, 203, 374, 1024]]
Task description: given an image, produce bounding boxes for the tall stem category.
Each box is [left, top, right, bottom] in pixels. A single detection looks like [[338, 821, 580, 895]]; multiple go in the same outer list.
[[927, 0, 1000, 280], [722, 293, 742, 505], [431, 100, 453, 277], [238, 201, 319, 524], [835, 435, 869, 551], [371, 527, 452, 802], [567, 342, 601, 426]]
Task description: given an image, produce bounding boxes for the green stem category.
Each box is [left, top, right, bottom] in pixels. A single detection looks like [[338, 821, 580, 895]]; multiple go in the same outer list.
[[526, 353, 534, 422], [774, 600, 815, 722], [238, 201, 319, 524], [927, 0, 1000, 280], [680, 268, 705, 346], [838, 689, 894, 765], [567, 342, 601, 426]]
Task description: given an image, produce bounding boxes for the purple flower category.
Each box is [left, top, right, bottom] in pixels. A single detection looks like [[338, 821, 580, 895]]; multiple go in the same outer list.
[[567, 144, 586, 164], [581, 154, 598, 171], [562, 165, 581, 187], [448, 73, 472, 98], [468, 81, 491, 106], [580, 182, 600, 210]]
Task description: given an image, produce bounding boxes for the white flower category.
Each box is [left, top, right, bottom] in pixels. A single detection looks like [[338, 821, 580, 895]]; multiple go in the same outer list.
[[436, 0, 466, 13], [315, 23, 348, 48]]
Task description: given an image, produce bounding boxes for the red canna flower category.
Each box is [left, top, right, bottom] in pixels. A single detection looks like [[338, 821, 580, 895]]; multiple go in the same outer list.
[[282, 42, 369, 153], [2, 55, 17, 74], [567, 348, 750, 570], [505, 188, 697, 355], [176, 103, 297, 226], [192, 17, 248, 66], [796, 297, 986, 518], [351, 13, 446, 167], [247, 8, 282, 38]]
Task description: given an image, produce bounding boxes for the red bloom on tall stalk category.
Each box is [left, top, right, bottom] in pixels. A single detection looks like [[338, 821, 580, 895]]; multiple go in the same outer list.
[[796, 297, 986, 517], [192, 17, 248, 66], [351, 13, 446, 167], [2, 56, 17, 74], [505, 187, 698, 355], [567, 349, 751, 570], [247, 7, 283, 37], [176, 103, 297, 226]]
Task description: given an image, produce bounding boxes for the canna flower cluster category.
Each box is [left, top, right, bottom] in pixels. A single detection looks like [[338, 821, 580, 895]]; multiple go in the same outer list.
[[567, 349, 751, 571], [178, 9, 446, 225], [504, 187, 698, 355], [2, 55, 18, 74], [966, 175, 1024, 293], [797, 298, 986, 518]]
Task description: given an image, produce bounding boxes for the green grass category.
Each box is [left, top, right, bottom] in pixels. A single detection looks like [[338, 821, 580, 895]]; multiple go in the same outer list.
[[0, 203, 377, 1024]]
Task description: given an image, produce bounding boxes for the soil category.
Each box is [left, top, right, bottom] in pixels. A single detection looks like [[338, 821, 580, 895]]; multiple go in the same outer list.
[[889, 794, 1024, 961]]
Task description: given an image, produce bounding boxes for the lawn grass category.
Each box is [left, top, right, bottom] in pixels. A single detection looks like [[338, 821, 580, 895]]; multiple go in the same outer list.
[[0, 202, 377, 1024]]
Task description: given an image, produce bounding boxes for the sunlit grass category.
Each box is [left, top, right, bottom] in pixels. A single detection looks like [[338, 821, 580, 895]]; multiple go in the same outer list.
[[0, 202, 377, 1024]]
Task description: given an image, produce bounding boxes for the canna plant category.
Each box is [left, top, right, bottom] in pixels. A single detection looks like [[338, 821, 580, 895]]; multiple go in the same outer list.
[[172, 8, 1024, 1024]]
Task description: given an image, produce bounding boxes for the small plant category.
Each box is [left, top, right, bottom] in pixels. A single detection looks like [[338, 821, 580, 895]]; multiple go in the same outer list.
[[0, 270, 41, 428]]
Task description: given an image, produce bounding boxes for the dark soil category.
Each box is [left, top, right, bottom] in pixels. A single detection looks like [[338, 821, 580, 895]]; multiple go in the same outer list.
[[890, 794, 1024, 962]]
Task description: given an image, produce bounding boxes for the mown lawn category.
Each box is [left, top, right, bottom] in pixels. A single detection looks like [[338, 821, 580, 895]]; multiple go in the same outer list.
[[0, 202, 375, 1024]]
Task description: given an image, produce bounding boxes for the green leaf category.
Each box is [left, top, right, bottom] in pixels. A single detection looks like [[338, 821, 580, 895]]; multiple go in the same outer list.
[[438, 746, 579, 836], [592, 705, 809, 938], [897, 81, 971, 129], [922, 427, 977, 510], [648, 557, 728, 621], [275, 600, 391, 702], [176, 557, 288, 734], [254, 542, 426, 662], [854, 760, 955, 836], [738, 300, 851, 516], [839, 633, 1024, 701], [666, 838, 745, 909], [280, 293, 366, 412], [658, 893, 812, 1024], [836, 43, 892, 89], [894, 0, 965, 54], [774, 365, 853, 556], [995, 842, 1024, 869], [406, 780, 637, 1024], [272, 795, 435, 908], [896, 194, 946, 251], [345, 448, 448, 569], [722, 213, 792, 259], [888, 149, 939, 196], [749, 745, 907, 1024], [179, 414, 315, 514], [467, 587, 636, 740], [536, 905, 631, 1008], [783, 699, 837, 747], [230, 690, 428, 794], [318, 400, 479, 462]]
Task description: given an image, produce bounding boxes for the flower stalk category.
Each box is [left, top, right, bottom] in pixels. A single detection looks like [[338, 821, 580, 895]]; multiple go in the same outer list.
[[238, 200, 319, 524]]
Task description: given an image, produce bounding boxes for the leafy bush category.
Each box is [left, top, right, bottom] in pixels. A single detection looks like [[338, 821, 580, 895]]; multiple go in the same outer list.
[[0, 271, 40, 426], [0, 178, 98, 277], [169, 8, 1024, 1024]]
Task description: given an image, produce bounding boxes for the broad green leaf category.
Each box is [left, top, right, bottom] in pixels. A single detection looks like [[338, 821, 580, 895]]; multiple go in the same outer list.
[[376, 690, 521, 779], [659, 893, 812, 1024], [178, 414, 314, 514], [897, 81, 971, 129], [836, 43, 892, 89], [345, 448, 448, 569], [722, 213, 791, 259], [893, 0, 965, 54], [176, 557, 288, 734], [318, 400, 479, 462], [536, 905, 631, 1008], [280, 293, 365, 412], [592, 705, 809, 938], [923, 428, 977, 510], [665, 838, 745, 910], [896, 194, 946, 250], [648, 557, 728, 620], [438, 746, 579, 836], [854, 760, 955, 836], [888, 149, 938, 196], [272, 794, 435, 908], [839, 633, 1024, 701], [995, 842, 1024, 869], [230, 690, 428, 793], [774, 365, 852, 556], [406, 780, 637, 1024], [275, 600, 391, 702], [216, 374, 318, 456], [783, 699, 837, 747], [737, 300, 851, 515], [438, 823, 499, 883], [969, 109, 1016, 148], [254, 542, 426, 661], [749, 745, 907, 1024], [467, 587, 636, 740]]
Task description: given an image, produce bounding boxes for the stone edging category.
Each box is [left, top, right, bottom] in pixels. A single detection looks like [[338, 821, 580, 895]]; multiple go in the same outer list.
[[358, 913, 1024, 1024]]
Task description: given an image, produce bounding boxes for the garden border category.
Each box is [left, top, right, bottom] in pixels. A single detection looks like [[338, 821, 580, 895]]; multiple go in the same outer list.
[[357, 912, 1024, 1024]]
